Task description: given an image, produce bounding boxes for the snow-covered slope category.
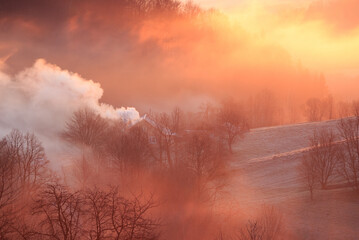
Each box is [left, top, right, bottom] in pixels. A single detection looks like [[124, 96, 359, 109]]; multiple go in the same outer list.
[[233, 119, 341, 164], [227, 119, 359, 240]]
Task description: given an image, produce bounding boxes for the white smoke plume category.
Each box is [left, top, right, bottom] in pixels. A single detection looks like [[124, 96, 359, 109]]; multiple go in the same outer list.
[[0, 59, 140, 168]]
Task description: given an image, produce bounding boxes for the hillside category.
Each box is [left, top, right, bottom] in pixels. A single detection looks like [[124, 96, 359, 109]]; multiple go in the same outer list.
[[227, 119, 359, 240]]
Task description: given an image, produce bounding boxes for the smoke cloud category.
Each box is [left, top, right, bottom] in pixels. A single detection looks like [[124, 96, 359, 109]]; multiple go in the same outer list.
[[0, 59, 140, 167]]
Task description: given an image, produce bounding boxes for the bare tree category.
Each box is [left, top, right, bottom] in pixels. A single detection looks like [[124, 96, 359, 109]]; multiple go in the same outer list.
[[217, 100, 248, 154], [5, 130, 48, 188], [186, 132, 214, 179], [32, 183, 84, 240], [198, 102, 217, 130], [147, 113, 171, 168], [184, 131, 227, 200], [304, 98, 324, 122], [251, 89, 280, 127], [157, 112, 175, 169], [171, 107, 184, 134], [72, 156, 96, 189], [337, 101, 352, 118], [152, 108, 183, 169], [29, 184, 160, 240], [238, 206, 282, 240], [63, 108, 109, 151], [298, 128, 338, 199], [299, 154, 317, 200], [0, 130, 49, 239], [106, 122, 130, 172], [107, 124, 150, 172], [308, 128, 338, 189], [182, 1, 202, 17], [126, 126, 151, 169], [353, 101, 359, 117], [0, 139, 19, 239], [84, 189, 113, 240], [337, 115, 359, 191], [259, 206, 282, 240], [107, 189, 160, 240], [324, 95, 335, 120]]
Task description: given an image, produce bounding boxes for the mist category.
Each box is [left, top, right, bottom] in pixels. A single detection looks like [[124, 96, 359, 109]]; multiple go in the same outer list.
[[0, 0, 332, 113], [0, 0, 359, 239]]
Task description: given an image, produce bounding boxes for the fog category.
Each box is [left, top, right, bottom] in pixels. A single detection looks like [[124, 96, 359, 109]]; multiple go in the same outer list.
[[0, 0, 359, 239], [0, 0, 333, 112]]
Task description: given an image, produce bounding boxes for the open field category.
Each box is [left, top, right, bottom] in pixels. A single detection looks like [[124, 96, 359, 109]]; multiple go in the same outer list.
[[227, 119, 359, 240]]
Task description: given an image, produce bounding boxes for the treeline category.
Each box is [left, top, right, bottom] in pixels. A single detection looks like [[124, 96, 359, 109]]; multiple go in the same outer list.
[[3, 0, 205, 19], [242, 89, 359, 128], [0, 129, 159, 239], [299, 102, 359, 200], [0, 101, 265, 239], [2, 97, 359, 238], [62, 101, 248, 192]]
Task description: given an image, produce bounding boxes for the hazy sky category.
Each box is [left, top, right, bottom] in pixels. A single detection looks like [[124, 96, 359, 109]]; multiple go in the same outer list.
[[191, 0, 359, 99], [1, 0, 359, 108], [192, 0, 313, 10]]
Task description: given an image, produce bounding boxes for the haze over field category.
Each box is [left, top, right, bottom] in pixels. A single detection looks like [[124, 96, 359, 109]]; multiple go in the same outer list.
[[0, 0, 359, 239]]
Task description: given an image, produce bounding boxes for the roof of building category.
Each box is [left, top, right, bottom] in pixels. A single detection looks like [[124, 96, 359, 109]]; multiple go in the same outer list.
[[135, 114, 175, 136]]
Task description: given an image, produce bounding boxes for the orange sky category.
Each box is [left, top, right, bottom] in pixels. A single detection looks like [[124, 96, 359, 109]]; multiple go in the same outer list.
[[192, 0, 359, 99], [0, 0, 358, 110]]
